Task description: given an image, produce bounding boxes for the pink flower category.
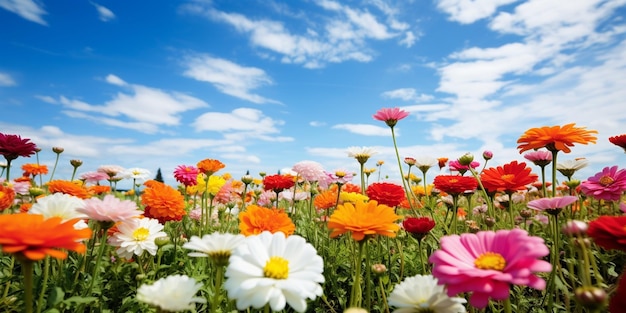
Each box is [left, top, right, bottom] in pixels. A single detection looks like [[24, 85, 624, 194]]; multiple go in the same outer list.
[[78, 195, 143, 222], [80, 171, 110, 185], [524, 150, 553, 168], [174, 165, 200, 187], [292, 161, 326, 182], [526, 196, 578, 215], [373, 107, 410, 128], [326, 170, 354, 185], [448, 159, 480, 175], [215, 180, 239, 204], [429, 229, 552, 308], [580, 166, 626, 201]]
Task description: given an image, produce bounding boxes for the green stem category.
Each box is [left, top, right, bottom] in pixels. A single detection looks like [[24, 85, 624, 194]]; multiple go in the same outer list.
[[35, 257, 50, 313], [378, 278, 390, 313], [503, 297, 512, 313], [417, 240, 424, 275], [5, 159, 11, 182], [211, 266, 225, 313], [49, 154, 60, 182], [349, 240, 365, 308], [2, 256, 14, 301], [22, 261, 34, 313], [390, 127, 413, 209], [551, 150, 559, 197], [359, 162, 366, 195], [83, 229, 108, 297], [468, 167, 494, 218]]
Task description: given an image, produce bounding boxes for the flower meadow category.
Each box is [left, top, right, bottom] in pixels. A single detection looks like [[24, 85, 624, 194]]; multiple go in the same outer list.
[[1, 111, 626, 313]]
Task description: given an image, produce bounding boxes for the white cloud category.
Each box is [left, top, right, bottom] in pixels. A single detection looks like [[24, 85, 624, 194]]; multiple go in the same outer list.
[[91, 2, 115, 22], [309, 121, 326, 127], [399, 31, 417, 48], [105, 74, 126, 86], [332, 124, 391, 136], [0, 72, 16, 86], [35, 95, 56, 103], [436, 0, 518, 24], [183, 54, 279, 104], [0, 0, 47, 25], [381, 88, 434, 102], [193, 107, 293, 142]]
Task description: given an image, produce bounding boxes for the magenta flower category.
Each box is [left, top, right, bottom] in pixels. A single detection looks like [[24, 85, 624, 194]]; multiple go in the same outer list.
[[524, 150, 553, 168], [448, 159, 480, 175], [580, 166, 626, 201], [527, 196, 578, 215], [174, 165, 200, 187], [429, 229, 551, 308], [78, 195, 143, 222], [373, 107, 410, 128], [0, 133, 38, 161]]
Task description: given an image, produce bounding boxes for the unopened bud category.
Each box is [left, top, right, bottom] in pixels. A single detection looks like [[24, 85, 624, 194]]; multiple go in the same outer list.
[[155, 236, 170, 248], [562, 220, 588, 237], [458, 153, 474, 166], [484, 217, 496, 227], [371, 263, 387, 276], [70, 159, 83, 168], [520, 209, 533, 219], [482, 150, 493, 160], [52, 147, 64, 154], [574, 286, 607, 310]]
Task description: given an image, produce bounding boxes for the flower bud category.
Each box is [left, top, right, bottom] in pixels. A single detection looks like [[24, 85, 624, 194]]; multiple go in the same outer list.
[[70, 159, 83, 168], [241, 174, 254, 185], [484, 217, 496, 227], [404, 157, 416, 166], [458, 153, 474, 166], [371, 263, 387, 276], [482, 150, 493, 160], [52, 147, 64, 154], [575, 286, 607, 310], [155, 236, 171, 248], [519, 209, 533, 219], [562, 220, 588, 237], [564, 179, 581, 189]]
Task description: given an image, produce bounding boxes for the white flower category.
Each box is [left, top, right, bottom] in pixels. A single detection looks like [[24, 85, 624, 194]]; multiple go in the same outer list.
[[29, 193, 88, 229], [183, 232, 245, 265], [388, 274, 467, 313], [557, 158, 589, 171], [108, 217, 166, 259], [120, 167, 151, 182], [224, 231, 325, 312], [414, 156, 438, 174], [137, 274, 206, 312], [347, 146, 378, 164]]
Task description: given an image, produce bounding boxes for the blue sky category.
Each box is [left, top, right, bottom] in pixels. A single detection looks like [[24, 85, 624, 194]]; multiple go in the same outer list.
[[1, 0, 625, 188]]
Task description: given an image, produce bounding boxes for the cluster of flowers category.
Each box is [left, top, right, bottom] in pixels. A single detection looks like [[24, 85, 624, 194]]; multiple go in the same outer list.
[[0, 109, 626, 313]]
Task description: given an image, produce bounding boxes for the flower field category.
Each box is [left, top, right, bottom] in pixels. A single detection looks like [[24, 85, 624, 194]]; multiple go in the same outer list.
[[1, 108, 626, 313]]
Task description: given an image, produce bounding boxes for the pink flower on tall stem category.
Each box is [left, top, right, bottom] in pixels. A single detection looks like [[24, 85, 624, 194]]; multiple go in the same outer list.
[[448, 159, 480, 175], [429, 229, 551, 308], [527, 195, 578, 216], [580, 166, 626, 201], [524, 150, 553, 168], [373, 107, 410, 128], [78, 195, 143, 222], [174, 165, 200, 187]]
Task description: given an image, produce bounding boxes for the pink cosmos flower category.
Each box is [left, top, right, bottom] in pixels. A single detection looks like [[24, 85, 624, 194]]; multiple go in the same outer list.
[[174, 165, 200, 187], [78, 195, 143, 222], [526, 196, 578, 215], [292, 160, 326, 182], [524, 150, 553, 168], [580, 166, 626, 201], [373, 107, 410, 128], [448, 159, 480, 175], [429, 229, 552, 308], [326, 170, 354, 185], [80, 171, 110, 185]]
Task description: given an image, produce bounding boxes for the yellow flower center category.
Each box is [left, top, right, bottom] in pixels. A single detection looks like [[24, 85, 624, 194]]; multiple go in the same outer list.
[[263, 256, 289, 279], [208, 250, 232, 266], [132, 227, 150, 241], [599, 175, 614, 186], [501, 174, 515, 182], [335, 171, 346, 178], [474, 252, 506, 271]]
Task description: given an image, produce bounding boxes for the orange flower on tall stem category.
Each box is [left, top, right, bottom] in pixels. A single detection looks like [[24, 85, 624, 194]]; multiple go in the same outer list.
[[238, 204, 295, 236], [328, 200, 401, 241], [517, 123, 598, 153], [47, 180, 91, 199], [0, 214, 92, 260], [21, 163, 49, 177], [197, 159, 225, 176]]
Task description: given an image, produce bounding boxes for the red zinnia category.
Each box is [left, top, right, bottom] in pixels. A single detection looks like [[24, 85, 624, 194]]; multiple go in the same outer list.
[[366, 182, 406, 207], [609, 134, 626, 153], [402, 217, 435, 241], [587, 215, 626, 252], [263, 174, 295, 192], [480, 161, 538, 194], [433, 175, 477, 196], [0, 133, 38, 161]]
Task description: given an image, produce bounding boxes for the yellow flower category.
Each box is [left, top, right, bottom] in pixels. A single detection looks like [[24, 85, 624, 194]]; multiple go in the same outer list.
[[340, 191, 369, 204]]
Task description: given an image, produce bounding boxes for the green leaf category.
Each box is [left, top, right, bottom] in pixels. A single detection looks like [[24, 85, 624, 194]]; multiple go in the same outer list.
[[47, 287, 65, 307]]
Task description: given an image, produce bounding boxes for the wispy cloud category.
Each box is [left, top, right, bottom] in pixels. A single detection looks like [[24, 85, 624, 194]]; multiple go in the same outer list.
[[0, 72, 16, 86], [91, 2, 115, 22], [436, 0, 517, 24], [182, 54, 280, 104], [332, 124, 391, 136], [0, 0, 47, 25], [193, 107, 293, 142], [381, 88, 434, 102]]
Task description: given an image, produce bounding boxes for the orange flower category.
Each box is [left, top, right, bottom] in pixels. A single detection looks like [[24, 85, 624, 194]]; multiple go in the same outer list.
[[21, 163, 49, 177], [19, 203, 32, 213], [87, 185, 111, 195], [197, 159, 225, 176], [47, 180, 91, 199], [314, 189, 338, 211], [0, 184, 15, 211], [238, 204, 295, 236], [328, 200, 401, 241], [0, 214, 92, 261], [141, 180, 186, 223], [480, 161, 538, 193], [517, 123, 598, 153]]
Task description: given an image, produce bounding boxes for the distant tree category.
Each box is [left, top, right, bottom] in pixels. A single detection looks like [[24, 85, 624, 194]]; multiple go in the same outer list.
[[154, 168, 164, 183]]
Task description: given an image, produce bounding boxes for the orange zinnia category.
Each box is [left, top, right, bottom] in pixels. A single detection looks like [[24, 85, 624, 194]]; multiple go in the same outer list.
[[328, 200, 401, 241], [517, 123, 598, 153], [480, 161, 538, 194], [197, 158, 225, 176], [21, 163, 49, 177], [141, 180, 186, 223], [47, 180, 91, 199], [0, 184, 15, 211], [314, 189, 338, 211], [238, 204, 295, 236], [0, 214, 92, 261], [87, 185, 111, 195]]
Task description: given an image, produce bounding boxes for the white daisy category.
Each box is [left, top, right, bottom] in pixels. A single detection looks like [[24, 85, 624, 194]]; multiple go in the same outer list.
[[347, 146, 378, 164], [120, 167, 151, 183], [108, 217, 166, 259], [29, 193, 88, 229], [557, 158, 589, 179], [414, 156, 438, 174], [183, 232, 245, 266], [388, 274, 467, 313], [137, 274, 206, 312], [224, 231, 325, 312]]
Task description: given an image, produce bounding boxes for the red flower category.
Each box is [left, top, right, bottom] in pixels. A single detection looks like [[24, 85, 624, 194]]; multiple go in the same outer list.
[[610, 274, 626, 313], [366, 182, 406, 207], [263, 174, 295, 192], [402, 217, 435, 241], [0, 133, 37, 161], [433, 175, 477, 196], [609, 134, 626, 153], [587, 216, 626, 252], [480, 161, 538, 194]]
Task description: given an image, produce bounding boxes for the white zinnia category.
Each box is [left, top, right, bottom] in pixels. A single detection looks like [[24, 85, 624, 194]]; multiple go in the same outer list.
[[108, 217, 166, 259], [224, 231, 325, 312], [388, 274, 467, 313], [120, 167, 151, 183], [29, 193, 88, 229], [136, 274, 206, 312], [183, 232, 245, 265]]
